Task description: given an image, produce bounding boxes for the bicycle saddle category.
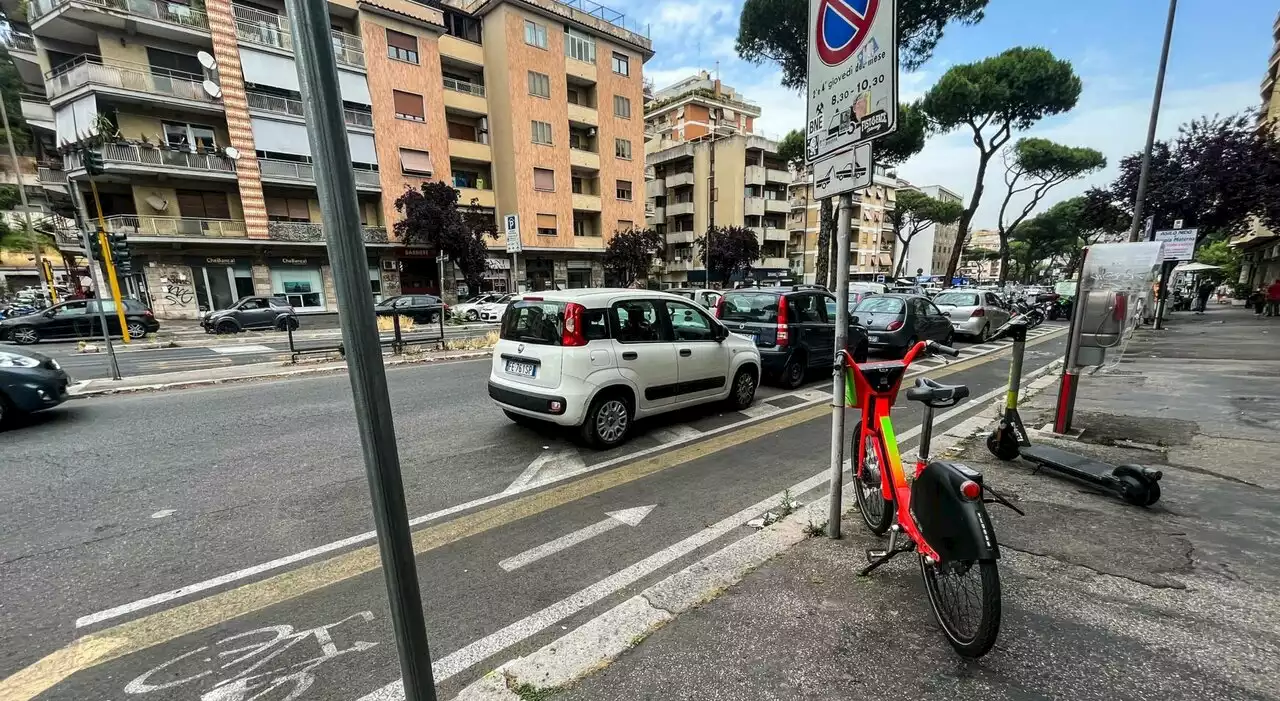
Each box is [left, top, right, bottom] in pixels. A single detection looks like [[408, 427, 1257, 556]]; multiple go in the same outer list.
[[906, 377, 969, 407]]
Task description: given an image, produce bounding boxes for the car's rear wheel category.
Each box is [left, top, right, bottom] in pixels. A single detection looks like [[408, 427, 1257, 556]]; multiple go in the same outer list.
[[580, 392, 632, 449], [277, 317, 299, 331], [727, 366, 758, 410], [780, 353, 806, 389], [977, 323, 991, 342], [126, 321, 148, 339], [0, 391, 12, 428], [9, 325, 38, 345], [898, 336, 918, 359]]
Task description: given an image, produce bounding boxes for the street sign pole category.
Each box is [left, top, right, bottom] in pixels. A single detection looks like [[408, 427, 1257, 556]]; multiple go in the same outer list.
[[88, 179, 131, 343], [284, 1, 438, 699], [807, 0, 898, 539], [70, 185, 121, 381]]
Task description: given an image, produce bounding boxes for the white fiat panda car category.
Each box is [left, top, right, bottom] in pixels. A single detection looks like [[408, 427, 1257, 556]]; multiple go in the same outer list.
[[487, 289, 762, 448]]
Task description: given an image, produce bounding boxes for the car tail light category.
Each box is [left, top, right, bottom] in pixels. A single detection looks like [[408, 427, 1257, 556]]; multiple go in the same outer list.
[[886, 319, 903, 331], [562, 302, 587, 346], [970, 308, 985, 317], [960, 480, 981, 501], [776, 296, 790, 346], [144, 310, 154, 318]]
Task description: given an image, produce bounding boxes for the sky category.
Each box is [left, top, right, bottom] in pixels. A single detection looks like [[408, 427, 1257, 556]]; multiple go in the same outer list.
[[626, 0, 1275, 229]]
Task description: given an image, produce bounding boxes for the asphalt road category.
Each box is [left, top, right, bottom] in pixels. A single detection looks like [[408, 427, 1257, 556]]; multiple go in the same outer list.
[[0, 324, 1068, 701]]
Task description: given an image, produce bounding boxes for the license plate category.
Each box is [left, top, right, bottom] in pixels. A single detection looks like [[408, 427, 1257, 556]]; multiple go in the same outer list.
[[868, 335, 881, 342], [505, 360, 536, 377]]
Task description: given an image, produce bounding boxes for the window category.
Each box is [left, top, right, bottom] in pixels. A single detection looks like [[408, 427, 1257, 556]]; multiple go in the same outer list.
[[664, 300, 715, 342], [527, 71, 550, 98], [500, 300, 566, 345], [611, 51, 629, 75], [564, 29, 596, 63], [176, 190, 231, 219], [51, 300, 88, 316], [613, 94, 631, 118], [533, 167, 555, 191], [265, 197, 312, 222], [531, 120, 552, 145], [617, 219, 633, 231], [573, 218, 596, 237], [523, 20, 547, 48], [615, 179, 632, 201], [610, 300, 668, 343], [399, 148, 433, 175], [614, 138, 632, 160], [386, 29, 419, 63], [536, 213, 557, 236], [443, 10, 480, 43], [393, 90, 425, 121], [787, 294, 824, 323], [164, 122, 216, 152]]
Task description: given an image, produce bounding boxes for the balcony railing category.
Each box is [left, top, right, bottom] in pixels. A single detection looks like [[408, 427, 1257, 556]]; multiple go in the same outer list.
[[46, 56, 217, 103], [38, 167, 68, 184], [245, 90, 372, 128], [66, 144, 236, 174], [1, 33, 36, 52], [31, 0, 210, 30], [259, 158, 380, 188], [443, 77, 485, 97], [104, 215, 247, 238], [267, 221, 388, 243], [231, 4, 364, 69]]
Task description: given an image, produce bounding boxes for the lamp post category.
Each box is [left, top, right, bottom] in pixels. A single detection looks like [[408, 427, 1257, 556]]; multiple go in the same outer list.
[[1128, 0, 1178, 242]]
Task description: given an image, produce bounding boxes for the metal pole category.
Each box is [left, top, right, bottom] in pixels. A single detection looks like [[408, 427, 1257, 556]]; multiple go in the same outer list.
[[706, 133, 715, 288], [1152, 260, 1174, 330], [70, 184, 121, 381], [510, 251, 518, 293], [0, 92, 47, 302], [827, 192, 854, 539], [284, 2, 437, 699], [1127, 0, 1177, 242], [1054, 247, 1089, 433]]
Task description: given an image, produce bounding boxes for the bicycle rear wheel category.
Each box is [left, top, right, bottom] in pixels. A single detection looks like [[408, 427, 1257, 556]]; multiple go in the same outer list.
[[852, 424, 894, 535], [919, 556, 1001, 658]]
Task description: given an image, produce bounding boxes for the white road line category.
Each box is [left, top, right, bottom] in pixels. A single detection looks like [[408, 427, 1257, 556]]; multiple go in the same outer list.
[[502, 448, 584, 495], [208, 344, 276, 355], [74, 329, 1067, 629], [498, 506, 654, 572], [647, 425, 703, 444]]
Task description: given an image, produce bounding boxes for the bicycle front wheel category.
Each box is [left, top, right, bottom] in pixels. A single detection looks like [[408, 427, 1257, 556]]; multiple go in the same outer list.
[[851, 424, 894, 535], [919, 556, 1001, 658]]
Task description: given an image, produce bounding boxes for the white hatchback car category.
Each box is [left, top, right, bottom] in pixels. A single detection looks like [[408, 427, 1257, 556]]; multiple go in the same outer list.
[[478, 294, 514, 323], [487, 289, 762, 448]]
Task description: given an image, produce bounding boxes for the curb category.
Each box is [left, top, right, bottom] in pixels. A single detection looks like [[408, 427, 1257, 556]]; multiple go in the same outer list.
[[67, 350, 492, 397], [451, 359, 1067, 700]]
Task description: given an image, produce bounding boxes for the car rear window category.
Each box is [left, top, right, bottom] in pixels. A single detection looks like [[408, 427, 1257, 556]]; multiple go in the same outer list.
[[933, 292, 979, 306], [671, 290, 694, 300], [720, 292, 781, 322], [501, 300, 565, 345], [856, 297, 905, 314]]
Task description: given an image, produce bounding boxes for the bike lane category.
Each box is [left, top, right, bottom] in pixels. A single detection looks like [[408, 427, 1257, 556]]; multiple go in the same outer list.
[[6, 330, 1068, 701]]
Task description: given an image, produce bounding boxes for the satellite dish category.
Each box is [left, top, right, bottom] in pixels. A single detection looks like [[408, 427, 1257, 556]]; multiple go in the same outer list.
[[202, 80, 222, 99], [223, 146, 240, 160], [197, 51, 217, 71], [145, 195, 168, 211]]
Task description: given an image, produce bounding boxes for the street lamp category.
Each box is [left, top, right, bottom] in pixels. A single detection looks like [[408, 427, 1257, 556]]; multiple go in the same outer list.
[[1128, 0, 1178, 241]]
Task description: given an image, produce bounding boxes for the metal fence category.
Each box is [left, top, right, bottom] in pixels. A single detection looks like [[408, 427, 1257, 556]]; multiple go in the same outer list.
[[101, 215, 248, 238], [258, 158, 380, 188], [287, 313, 447, 363], [65, 144, 236, 174], [231, 3, 365, 68], [45, 56, 213, 102], [442, 77, 485, 97], [245, 91, 372, 127]]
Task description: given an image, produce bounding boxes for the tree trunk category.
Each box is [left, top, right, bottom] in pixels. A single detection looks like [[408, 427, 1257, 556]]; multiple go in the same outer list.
[[815, 197, 832, 287], [997, 231, 1011, 286], [945, 149, 995, 287]]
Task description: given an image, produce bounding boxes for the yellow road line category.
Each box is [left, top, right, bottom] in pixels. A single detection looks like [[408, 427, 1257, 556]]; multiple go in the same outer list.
[[0, 329, 1065, 700]]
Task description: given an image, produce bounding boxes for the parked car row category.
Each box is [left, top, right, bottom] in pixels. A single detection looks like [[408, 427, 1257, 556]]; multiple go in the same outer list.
[[0, 298, 159, 345]]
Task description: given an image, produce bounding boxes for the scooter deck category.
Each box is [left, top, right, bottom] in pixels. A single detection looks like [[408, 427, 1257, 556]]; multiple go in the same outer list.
[[1020, 444, 1114, 478]]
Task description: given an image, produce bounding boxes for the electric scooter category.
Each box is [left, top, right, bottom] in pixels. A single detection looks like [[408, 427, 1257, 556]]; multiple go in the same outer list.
[[984, 315, 1163, 506]]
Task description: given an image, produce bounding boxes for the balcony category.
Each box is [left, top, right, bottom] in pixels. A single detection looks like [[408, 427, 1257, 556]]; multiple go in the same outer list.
[[457, 187, 495, 208], [745, 165, 765, 186], [666, 201, 695, 217], [766, 167, 789, 183], [790, 198, 807, 210], [30, 0, 210, 41], [65, 144, 237, 179], [442, 77, 487, 115], [753, 227, 788, 242], [644, 178, 664, 198], [231, 4, 364, 69], [45, 57, 222, 112], [760, 257, 789, 269], [569, 148, 599, 170], [439, 34, 483, 66], [245, 91, 373, 129], [267, 221, 389, 244], [665, 171, 695, 188], [449, 138, 491, 162], [564, 33, 597, 82], [104, 215, 247, 239], [665, 259, 697, 272], [37, 166, 68, 191], [666, 231, 696, 245], [19, 93, 53, 132], [1, 32, 35, 56], [258, 158, 381, 191], [764, 198, 789, 214], [646, 205, 664, 224], [571, 193, 601, 211], [745, 197, 765, 217], [566, 102, 598, 128]]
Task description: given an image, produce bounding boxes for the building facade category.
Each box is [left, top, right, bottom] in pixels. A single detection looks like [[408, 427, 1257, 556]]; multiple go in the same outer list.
[[898, 183, 962, 278], [1234, 10, 1280, 290], [785, 168, 898, 285], [4, 0, 649, 318], [960, 227, 1001, 283]]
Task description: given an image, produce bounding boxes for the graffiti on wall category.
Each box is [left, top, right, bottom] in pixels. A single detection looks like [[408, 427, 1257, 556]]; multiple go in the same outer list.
[[161, 271, 195, 308]]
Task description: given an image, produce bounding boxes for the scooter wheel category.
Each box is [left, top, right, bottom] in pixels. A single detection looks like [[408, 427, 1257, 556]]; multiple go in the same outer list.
[[1142, 478, 1161, 506], [987, 430, 1020, 461], [1115, 465, 1160, 507]]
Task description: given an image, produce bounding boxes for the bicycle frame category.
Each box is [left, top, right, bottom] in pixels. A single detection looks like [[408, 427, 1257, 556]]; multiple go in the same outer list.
[[843, 342, 941, 562]]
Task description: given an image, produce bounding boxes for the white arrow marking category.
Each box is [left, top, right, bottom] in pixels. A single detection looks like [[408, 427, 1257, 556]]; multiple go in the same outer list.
[[503, 447, 586, 494], [648, 425, 702, 444], [498, 506, 656, 572]]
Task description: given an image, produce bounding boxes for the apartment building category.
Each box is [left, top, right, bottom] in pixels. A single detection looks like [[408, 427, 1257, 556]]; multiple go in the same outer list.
[[960, 227, 1001, 282], [898, 183, 962, 278], [1235, 10, 1280, 289], [785, 168, 899, 285], [3, 0, 650, 317]]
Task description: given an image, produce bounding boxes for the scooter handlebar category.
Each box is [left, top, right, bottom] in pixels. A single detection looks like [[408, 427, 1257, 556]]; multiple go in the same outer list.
[[926, 341, 960, 358]]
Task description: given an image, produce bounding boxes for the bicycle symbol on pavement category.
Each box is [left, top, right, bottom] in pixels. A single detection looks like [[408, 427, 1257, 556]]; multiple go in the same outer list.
[[124, 611, 380, 701]]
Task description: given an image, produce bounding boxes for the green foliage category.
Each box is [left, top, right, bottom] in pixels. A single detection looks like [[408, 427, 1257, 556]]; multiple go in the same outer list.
[[393, 183, 497, 290], [877, 102, 928, 166], [604, 227, 663, 286], [696, 225, 761, 283], [735, 0, 989, 89], [776, 128, 805, 170], [1195, 239, 1240, 285], [0, 184, 21, 211], [889, 190, 964, 275], [964, 246, 1000, 261]]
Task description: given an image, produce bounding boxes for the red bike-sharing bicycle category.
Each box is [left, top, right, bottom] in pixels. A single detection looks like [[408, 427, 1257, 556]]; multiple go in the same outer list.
[[843, 340, 1023, 657]]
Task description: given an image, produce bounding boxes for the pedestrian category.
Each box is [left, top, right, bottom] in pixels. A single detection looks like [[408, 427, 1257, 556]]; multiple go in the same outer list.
[[1248, 286, 1266, 316], [1194, 279, 1214, 314], [1268, 278, 1280, 317]]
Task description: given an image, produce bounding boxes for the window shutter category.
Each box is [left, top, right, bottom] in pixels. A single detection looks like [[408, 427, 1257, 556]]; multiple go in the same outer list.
[[265, 197, 289, 218], [386, 29, 417, 51], [392, 90, 424, 120], [533, 167, 554, 191], [176, 191, 207, 218], [286, 198, 310, 221], [536, 213, 556, 230], [399, 148, 434, 175]]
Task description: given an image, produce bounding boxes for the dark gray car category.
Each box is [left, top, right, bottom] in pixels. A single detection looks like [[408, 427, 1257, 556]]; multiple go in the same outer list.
[[201, 296, 298, 334], [853, 293, 954, 358]]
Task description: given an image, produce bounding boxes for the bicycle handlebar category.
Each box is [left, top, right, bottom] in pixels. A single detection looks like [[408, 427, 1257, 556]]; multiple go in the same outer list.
[[926, 341, 960, 358]]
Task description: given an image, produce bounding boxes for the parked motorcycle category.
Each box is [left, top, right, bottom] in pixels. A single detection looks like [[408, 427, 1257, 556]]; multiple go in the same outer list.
[[0, 304, 39, 321], [1010, 299, 1045, 328]]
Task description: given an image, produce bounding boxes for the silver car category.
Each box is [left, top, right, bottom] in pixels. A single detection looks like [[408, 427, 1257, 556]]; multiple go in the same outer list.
[[931, 290, 1010, 342]]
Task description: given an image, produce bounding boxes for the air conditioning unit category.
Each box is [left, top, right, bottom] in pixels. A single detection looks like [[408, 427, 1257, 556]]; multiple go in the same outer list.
[[381, 260, 396, 271], [478, 117, 489, 132]]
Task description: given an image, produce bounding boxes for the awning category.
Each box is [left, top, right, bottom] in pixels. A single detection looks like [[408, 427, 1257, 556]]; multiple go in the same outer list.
[[878, 253, 892, 266], [399, 148, 433, 176]]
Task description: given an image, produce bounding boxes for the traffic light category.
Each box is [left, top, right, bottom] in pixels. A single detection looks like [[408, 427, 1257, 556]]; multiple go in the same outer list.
[[83, 149, 105, 176], [107, 232, 132, 275], [81, 229, 102, 259]]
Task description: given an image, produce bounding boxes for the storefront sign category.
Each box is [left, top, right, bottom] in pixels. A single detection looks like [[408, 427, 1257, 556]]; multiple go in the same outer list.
[[269, 257, 318, 267], [486, 258, 511, 270], [401, 248, 435, 258], [185, 256, 242, 267]]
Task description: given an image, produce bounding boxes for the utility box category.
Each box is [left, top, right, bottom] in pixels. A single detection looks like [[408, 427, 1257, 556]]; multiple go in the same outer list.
[[1069, 243, 1164, 368]]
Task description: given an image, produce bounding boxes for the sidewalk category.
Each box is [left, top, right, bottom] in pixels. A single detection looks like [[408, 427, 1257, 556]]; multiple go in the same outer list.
[[461, 306, 1280, 700]]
